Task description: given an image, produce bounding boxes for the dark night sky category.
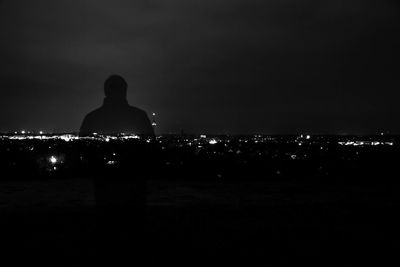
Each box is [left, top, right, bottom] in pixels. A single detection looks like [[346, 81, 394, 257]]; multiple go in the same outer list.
[[0, 0, 399, 134]]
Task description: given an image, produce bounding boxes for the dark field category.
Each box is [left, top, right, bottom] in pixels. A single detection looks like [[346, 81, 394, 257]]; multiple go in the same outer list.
[[1, 179, 400, 266], [1, 135, 400, 266]]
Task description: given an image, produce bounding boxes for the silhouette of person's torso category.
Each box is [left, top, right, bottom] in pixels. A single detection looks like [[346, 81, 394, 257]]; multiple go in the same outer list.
[[80, 97, 154, 136]]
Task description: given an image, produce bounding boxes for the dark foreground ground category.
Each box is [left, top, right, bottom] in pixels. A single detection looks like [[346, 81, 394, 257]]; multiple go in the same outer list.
[[1, 179, 400, 266]]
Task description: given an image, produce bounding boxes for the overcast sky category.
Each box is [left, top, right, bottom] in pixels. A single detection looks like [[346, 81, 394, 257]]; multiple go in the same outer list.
[[0, 0, 399, 134]]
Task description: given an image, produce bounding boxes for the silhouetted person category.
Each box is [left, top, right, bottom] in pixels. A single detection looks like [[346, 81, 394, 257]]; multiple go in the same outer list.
[[80, 75, 153, 264], [80, 75, 154, 136]]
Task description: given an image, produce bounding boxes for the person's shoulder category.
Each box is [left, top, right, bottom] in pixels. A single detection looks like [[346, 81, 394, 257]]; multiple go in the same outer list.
[[83, 107, 104, 120], [128, 106, 149, 117]]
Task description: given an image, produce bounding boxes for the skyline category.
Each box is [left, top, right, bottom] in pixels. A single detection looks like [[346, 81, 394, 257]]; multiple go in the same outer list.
[[1, 0, 400, 134]]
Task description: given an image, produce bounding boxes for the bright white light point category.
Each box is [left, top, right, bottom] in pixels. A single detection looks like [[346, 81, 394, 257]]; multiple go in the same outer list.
[[21, 131, 26, 134], [93, 133, 98, 136], [105, 138, 110, 142], [209, 139, 218, 145], [39, 131, 44, 135], [152, 113, 156, 116], [50, 156, 57, 164], [306, 135, 311, 140]]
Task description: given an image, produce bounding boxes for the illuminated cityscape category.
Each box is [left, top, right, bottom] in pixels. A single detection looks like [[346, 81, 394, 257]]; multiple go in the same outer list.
[[0, 132, 397, 181]]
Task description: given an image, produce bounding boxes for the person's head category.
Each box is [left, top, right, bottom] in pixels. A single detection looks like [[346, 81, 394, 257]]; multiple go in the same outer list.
[[104, 75, 128, 99]]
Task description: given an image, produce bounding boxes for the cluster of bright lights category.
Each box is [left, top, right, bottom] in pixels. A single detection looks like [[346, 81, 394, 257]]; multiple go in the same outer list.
[[0, 133, 396, 151], [59, 134, 77, 142], [48, 155, 60, 170], [209, 139, 218, 145], [120, 135, 141, 140], [338, 141, 394, 146], [1, 134, 141, 142], [299, 134, 311, 140]]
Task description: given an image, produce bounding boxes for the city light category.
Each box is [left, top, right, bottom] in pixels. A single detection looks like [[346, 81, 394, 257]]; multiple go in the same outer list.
[[152, 113, 157, 128], [338, 141, 394, 146], [209, 139, 218, 145], [0, 133, 396, 150], [59, 134, 75, 142], [0, 133, 398, 181], [49, 156, 58, 164]]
